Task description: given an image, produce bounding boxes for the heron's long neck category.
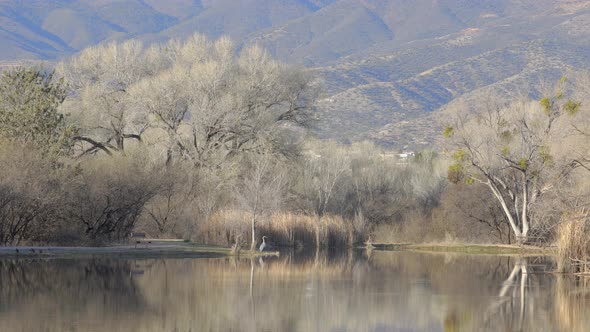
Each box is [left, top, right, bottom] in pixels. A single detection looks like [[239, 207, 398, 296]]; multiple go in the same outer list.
[[262, 237, 266, 243]]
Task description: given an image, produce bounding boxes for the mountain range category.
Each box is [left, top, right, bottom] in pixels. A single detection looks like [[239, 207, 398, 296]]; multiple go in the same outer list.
[[1, 0, 590, 149]]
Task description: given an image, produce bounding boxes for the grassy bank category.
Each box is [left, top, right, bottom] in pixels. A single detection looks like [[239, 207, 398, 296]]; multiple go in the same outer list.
[[401, 243, 553, 255], [0, 241, 551, 260], [0, 242, 280, 259]]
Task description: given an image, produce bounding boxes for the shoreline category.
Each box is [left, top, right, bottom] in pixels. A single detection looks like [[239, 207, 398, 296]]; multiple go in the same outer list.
[[0, 241, 552, 259], [0, 241, 280, 259], [379, 243, 553, 255]]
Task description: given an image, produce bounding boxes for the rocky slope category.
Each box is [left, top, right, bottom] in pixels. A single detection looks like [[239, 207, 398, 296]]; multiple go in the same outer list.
[[1, 0, 589, 148]]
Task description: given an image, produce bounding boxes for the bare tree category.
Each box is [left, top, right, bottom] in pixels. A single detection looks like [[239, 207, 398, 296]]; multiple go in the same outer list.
[[63, 156, 162, 242], [235, 154, 286, 250], [130, 35, 318, 168], [130, 64, 191, 165], [57, 40, 162, 155], [141, 166, 197, 236], [294, 140, 350, 247], [434, 183, 513, 243], [346, 142, 404, 240], [444, 85, 582, 243]]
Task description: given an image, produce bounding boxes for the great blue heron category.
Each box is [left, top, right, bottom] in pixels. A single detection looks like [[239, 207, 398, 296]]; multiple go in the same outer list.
[[259, 236, 268, 252]]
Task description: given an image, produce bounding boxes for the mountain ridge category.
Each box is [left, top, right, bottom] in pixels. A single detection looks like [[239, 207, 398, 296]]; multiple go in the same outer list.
[[1, 0, 590, 149]]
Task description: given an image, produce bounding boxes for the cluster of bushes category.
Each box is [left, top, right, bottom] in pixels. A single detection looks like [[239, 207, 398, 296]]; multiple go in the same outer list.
[[0, 143, 164, 245]]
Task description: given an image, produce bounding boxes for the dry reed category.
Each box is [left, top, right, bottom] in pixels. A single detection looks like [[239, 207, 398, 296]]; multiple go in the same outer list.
[[197, 210, 354, 248], [556, 209, 590, 273]]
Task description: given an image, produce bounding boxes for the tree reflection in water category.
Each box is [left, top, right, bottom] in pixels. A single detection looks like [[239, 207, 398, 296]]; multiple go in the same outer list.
[[0, 252, 588, 332], [0, 258, 147, 331]]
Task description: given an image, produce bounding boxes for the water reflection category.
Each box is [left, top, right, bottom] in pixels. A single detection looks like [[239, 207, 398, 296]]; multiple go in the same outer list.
[[0, 252, 588, 332]]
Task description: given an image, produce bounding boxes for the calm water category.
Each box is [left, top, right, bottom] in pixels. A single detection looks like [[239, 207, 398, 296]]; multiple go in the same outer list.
[[0, 250, 588, 332]]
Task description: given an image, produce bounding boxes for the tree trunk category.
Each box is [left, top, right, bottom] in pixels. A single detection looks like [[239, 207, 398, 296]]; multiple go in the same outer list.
[[288, 228, 294, 247], [520, 178, 529, 241], [315, 216, 322, 249], [111, 124, 125, 151], [165, 129, 177, 165], [115, 135, 124, 151], [487, 180, 526, 242], [250, 214, 257, 251]]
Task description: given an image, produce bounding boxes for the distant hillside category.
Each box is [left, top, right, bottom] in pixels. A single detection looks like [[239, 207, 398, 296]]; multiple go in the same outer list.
[[1, 0, 590, 149]]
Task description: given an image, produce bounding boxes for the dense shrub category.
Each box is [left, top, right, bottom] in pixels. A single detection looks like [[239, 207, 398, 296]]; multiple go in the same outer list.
[[0, 143, 66, 245], [61, 156, 163, 244]]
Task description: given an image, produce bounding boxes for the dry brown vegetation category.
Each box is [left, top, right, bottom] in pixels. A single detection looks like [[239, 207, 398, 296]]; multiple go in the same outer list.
[[198, 211, 352, 248], [556, 210, 590, 273]]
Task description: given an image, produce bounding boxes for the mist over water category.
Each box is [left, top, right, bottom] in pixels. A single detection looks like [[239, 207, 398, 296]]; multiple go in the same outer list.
[[0, 251, 587, 332]]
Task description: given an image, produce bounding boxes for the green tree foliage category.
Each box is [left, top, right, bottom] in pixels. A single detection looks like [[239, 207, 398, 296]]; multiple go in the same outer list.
[[0, 67, 77, 157]]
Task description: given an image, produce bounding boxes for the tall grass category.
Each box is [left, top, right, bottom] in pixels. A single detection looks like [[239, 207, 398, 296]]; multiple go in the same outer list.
[[197, 210, 354, 248], [556, 209, 590, 273]]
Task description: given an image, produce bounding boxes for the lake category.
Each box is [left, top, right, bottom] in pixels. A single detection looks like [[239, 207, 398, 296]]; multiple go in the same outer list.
[[0, 250, 588, 332]]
